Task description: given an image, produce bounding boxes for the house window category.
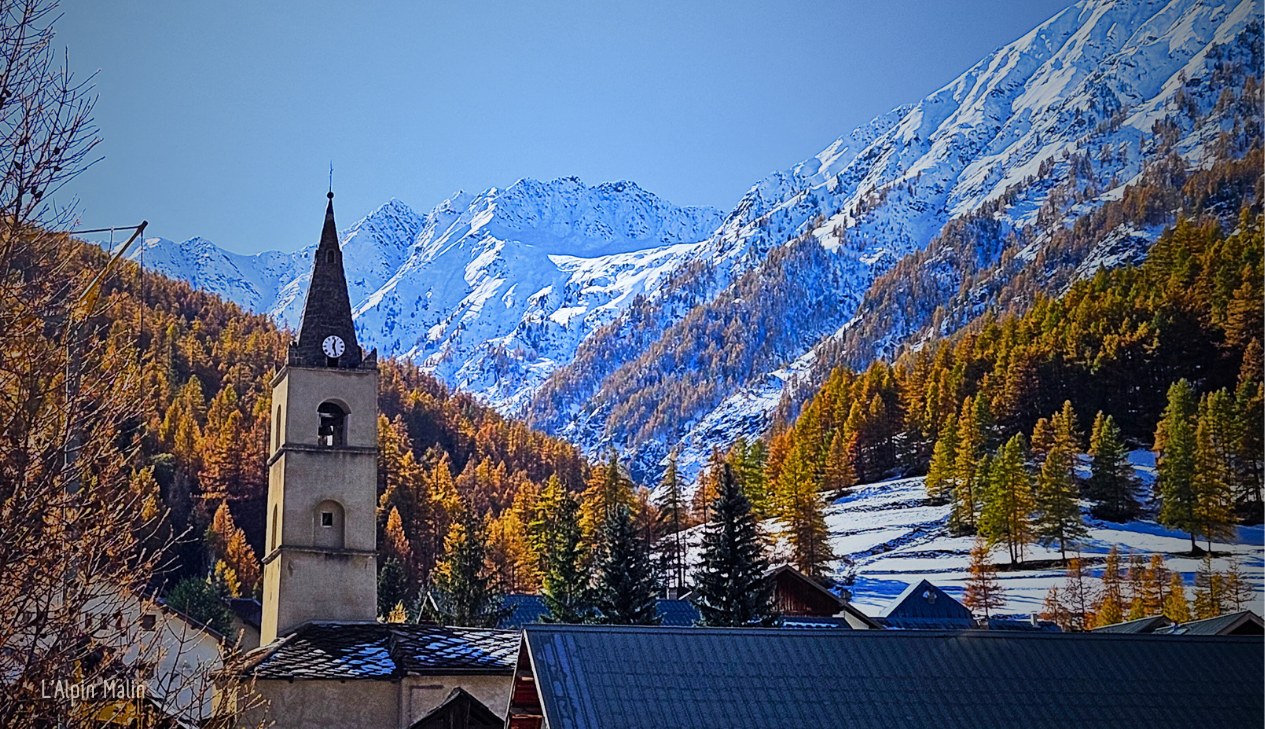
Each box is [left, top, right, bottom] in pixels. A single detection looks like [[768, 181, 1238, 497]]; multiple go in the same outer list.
[[317, 402, 347, 447], [271, 506, 279, 552], [274, 405, 282, 451], [140, 614, 156, 631], [321, 511, 334, 527]]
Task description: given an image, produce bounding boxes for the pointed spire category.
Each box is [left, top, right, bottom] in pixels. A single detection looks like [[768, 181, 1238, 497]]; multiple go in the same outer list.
[[293, 190, 363, 369]]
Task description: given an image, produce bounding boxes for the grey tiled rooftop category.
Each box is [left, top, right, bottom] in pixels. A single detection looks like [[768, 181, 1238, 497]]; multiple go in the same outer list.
[[241, 622, 519, 679], [522, 624, 1263, 729]]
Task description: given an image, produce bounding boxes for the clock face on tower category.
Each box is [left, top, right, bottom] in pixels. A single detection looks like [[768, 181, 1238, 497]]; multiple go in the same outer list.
[[322, 335, 345, 358]]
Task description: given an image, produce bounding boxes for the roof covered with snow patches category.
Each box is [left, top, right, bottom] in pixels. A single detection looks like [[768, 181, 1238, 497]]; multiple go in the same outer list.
[[239, 622, 519, 679]]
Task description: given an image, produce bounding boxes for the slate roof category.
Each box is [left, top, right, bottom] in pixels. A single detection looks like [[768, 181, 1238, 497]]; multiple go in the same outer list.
[[239, 621, 519, 679], [1091, 615, 1175, 634], [521, 625, 1263, 729], [1156, 610, 1265, 636], [498, 595, 700, 629], [878, 580, 975, 629]]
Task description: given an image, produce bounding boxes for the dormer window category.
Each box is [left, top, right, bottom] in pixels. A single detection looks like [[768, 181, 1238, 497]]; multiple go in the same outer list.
[[327, 250, 336, 263], [317, 402, 347, 447]]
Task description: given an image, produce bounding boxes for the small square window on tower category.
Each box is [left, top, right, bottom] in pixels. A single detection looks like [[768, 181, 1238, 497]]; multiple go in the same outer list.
[[321, 511, 334, 527], [140, 614, 156, 631]]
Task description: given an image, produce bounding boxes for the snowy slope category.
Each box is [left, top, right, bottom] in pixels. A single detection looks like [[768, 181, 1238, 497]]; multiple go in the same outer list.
[[679, 453, 1264, 617]]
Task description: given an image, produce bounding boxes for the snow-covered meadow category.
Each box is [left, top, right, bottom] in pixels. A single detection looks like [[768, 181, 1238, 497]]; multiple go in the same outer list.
[[833, 452, 1265, 618]]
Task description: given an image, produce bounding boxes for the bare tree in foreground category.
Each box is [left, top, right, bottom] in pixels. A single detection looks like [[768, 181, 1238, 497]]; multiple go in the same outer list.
[[0, 2, 259, 725]]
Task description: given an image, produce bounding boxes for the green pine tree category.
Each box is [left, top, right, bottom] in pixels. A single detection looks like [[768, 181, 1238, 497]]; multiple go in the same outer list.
[[1156, 380, 1201, 552], [1034, 401, 1087, 562], [1193, 390, 1237, 552], [166, 576, 234, 636], [1086, 412, 1142, 522], [1232, 372, 1264, 521], [694, 464, 777, 627], [377, 558, 409, 620], [594, 504, 660, 625], [426, 508, 507, 628], [531, 478, 593, 624]]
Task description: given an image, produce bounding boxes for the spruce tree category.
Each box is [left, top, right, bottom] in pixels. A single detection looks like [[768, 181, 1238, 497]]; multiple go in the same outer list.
[[166, 577, 234, 636], [1086, 412, 1142, 522], [694, 464, 776, 627], [532, 479, 593, 624], [1034, 401, 1086, 562], [925, 412, 958, 504], [1232, 369, 1263, 520], [426, 508, 507, 628], [377, 558, 409, 620], [594, 504, 660, 625], [963, 536, 1005, 621], [1156, 380, 1201, 552], [1193, 391, 1236, 552], [979, 435, 1034, 564]]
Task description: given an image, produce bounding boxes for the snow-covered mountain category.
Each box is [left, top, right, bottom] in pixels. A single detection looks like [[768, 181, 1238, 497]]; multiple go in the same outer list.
[[129, 178, 724, 411], [527, 0, 1263, 484], [126, 0, 1261, 490]]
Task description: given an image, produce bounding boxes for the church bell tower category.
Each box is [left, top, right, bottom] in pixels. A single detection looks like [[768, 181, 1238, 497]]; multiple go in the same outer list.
[[260, 191, 378, 644]]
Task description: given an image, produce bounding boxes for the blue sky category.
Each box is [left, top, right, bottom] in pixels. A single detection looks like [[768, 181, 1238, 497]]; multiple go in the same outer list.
[[59, 0, 1072, 254]]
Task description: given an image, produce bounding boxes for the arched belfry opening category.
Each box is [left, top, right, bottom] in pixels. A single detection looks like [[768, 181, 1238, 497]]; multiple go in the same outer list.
[[314, 500, 345, 549], [317, 401, 346, 447]]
